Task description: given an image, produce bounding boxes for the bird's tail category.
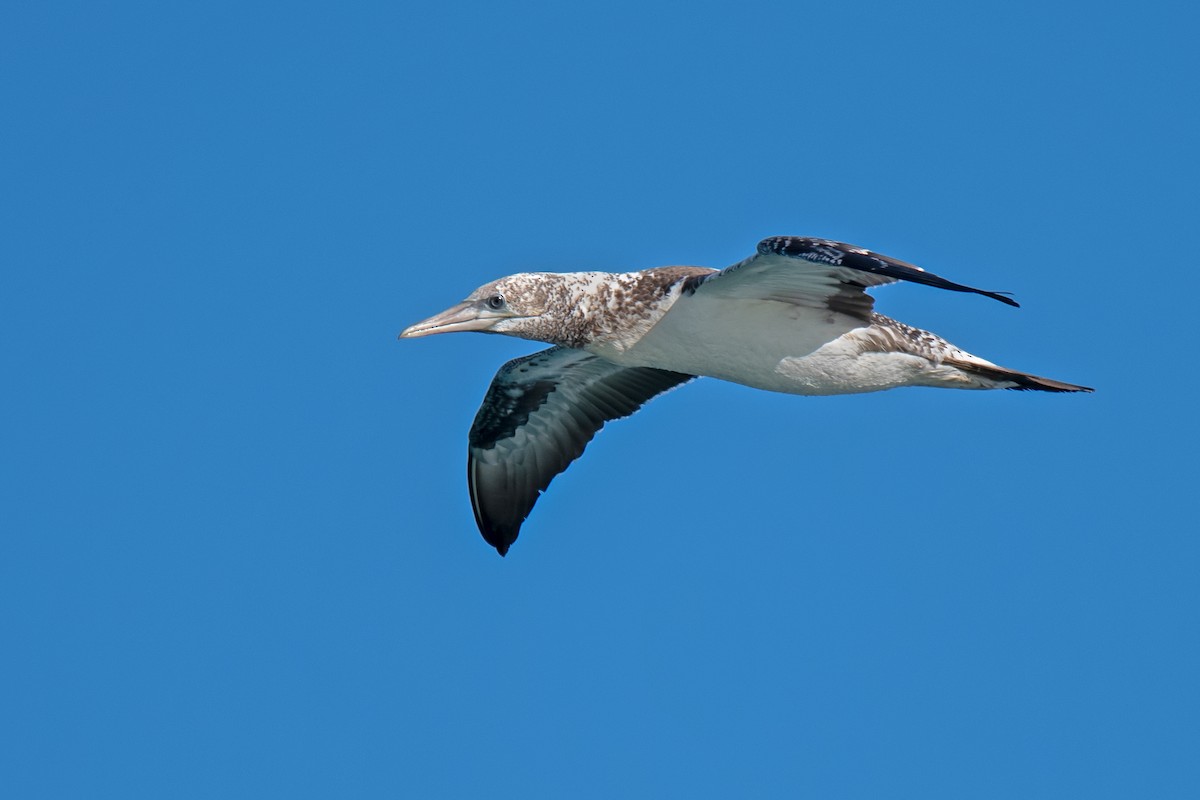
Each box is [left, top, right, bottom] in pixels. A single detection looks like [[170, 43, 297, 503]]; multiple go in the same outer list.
[[943, 358, 1094, 393]]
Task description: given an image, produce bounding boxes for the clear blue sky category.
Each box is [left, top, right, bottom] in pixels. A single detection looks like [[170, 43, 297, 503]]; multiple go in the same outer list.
[[3, 1, 1197, 797]]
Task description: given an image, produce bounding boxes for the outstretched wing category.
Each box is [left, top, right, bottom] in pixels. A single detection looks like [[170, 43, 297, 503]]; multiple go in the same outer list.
[[682, 237, 1018, 321], [467, 346, 693, 556]]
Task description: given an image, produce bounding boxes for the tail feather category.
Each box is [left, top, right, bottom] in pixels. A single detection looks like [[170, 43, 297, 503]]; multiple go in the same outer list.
[[944, 358, 1094, 393]]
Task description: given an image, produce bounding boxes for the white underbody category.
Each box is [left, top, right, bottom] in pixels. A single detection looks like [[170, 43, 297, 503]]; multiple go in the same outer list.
[[588, 294, 1002, 395]]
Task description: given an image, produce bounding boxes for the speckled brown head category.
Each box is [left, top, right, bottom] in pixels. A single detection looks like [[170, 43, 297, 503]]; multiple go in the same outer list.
[[399, 267, 713, 349]]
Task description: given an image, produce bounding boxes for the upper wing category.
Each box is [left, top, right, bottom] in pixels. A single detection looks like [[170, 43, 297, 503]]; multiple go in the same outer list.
[[682, 237, 1018, 321], [467, 346, 693, 556]]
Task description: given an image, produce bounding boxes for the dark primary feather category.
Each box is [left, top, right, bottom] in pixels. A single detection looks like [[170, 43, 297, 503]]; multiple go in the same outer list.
[[761, 237, 1019, 306], [684, 237, 1019, 321], [467, 346, 692, 555]]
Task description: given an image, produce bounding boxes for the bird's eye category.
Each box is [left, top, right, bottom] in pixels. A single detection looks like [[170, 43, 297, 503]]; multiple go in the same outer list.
[[485, 294, 505, 310]]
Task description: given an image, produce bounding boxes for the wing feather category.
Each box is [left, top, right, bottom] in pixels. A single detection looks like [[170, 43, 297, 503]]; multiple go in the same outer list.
[[467, 346, 692, 555], [683, 237, 1018, 321]]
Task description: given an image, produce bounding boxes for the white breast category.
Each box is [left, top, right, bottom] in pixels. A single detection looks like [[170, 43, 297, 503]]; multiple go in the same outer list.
[[590, 292, 888, 394]]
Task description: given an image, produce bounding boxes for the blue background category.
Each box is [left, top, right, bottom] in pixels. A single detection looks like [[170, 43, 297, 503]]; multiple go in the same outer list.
[[3, 1, 1197, 797]]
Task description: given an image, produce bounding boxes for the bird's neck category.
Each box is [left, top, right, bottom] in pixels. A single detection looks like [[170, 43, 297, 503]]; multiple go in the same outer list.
[[553, 268, 710, 352]]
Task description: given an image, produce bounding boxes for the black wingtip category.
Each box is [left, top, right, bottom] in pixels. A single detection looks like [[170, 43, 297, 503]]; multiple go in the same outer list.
[[984, 290, 1020, 308], [483, 526, 517, 557], [760, 236, 1024, 308]]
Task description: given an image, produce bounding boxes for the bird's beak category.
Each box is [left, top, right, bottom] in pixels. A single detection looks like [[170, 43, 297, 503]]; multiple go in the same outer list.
[[399, 301, 501, 339]]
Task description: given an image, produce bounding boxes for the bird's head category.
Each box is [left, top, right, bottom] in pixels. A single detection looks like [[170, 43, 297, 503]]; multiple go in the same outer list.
[[399, 272, 605, 347]]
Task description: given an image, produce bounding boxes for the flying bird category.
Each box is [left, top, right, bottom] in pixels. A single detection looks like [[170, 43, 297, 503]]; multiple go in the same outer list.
[[400, 236, 1091, 555]]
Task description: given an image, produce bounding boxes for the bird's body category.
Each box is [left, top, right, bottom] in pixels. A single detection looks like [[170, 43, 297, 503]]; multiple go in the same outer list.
[[595, 288, 984, 396], [401, 236, 1091, 555]]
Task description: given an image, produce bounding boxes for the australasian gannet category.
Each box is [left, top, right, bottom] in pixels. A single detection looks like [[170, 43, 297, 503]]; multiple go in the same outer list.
[[400, 236, 1092, 555]]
